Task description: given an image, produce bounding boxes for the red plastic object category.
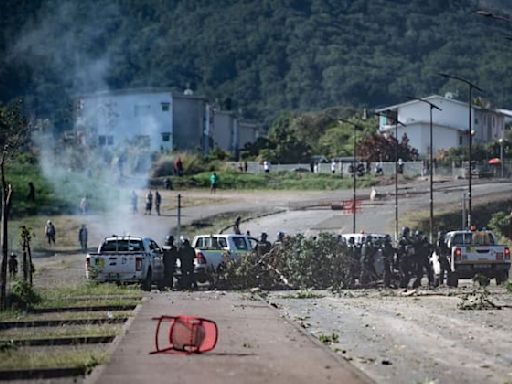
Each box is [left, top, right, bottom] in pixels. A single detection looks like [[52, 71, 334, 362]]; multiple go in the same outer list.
[[151, 315, 218, 355]]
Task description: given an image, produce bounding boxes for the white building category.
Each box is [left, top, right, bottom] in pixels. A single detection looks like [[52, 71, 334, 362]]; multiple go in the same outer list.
[[376, 95, 506, 156], [75, 88, 261, 155]]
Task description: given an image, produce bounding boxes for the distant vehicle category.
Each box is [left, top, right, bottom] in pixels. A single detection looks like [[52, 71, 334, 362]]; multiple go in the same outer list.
[[86, 236, 164, 291], [311, 155, 329, 163], [431, 229, 510, 287], [341, 233, 387, 246], [192, 234, 258, 282]]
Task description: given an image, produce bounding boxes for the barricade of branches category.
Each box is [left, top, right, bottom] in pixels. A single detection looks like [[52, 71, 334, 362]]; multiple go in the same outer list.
[[211, 233, 357, 290]]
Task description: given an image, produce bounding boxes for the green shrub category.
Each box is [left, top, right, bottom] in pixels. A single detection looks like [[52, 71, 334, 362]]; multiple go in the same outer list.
[[8, 280, 41, 309]]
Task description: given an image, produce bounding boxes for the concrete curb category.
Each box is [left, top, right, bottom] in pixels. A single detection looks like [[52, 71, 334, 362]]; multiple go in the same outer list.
[[84, 296, 147, 384]]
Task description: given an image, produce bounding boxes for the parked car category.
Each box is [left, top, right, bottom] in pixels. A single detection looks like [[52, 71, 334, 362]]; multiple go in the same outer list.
[[191, 234, 258, 282]]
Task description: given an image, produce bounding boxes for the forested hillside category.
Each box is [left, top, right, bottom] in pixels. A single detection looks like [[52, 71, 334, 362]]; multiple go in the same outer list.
[[1, 0, 512, 129]]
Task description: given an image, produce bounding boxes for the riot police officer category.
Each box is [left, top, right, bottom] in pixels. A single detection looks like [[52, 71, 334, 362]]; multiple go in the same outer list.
[[397, 226, 414, 288], [436, 230, 451, 286], [162, 235, 178, 289], [382, 235, 395, 288], [360, 236, 376, 285]]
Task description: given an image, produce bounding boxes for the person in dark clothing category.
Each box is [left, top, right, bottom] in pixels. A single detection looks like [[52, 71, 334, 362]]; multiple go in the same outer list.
[[382, 235, 395, 288], [164, 178, 173, 191], [45, 220, 56, 245], [178, 239, 196, 290], [175, 158, 184, 177], [436, 231, 451, 286], [397, 226, 413, 288], [27, 182, 35, 201], [255, 232, 272, 258], [155, 190, 162, 216], [78, 224, 88, 252], [233, 216, 241, 235], [360, 236, 376, 285], [162, 235, 178, 289], [8, 253, 18, 279]]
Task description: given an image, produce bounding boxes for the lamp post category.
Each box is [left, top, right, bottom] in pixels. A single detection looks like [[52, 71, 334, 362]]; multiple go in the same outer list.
[[499, 138, 504, 178], [408, 97, 441, 243], [375, 110, 406, 240], [439, 73, 483, 228], [338, 118, 362, 233]]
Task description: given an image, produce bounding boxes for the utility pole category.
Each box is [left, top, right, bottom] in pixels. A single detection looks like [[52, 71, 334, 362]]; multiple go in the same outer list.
[[177, 194, 182, 243]]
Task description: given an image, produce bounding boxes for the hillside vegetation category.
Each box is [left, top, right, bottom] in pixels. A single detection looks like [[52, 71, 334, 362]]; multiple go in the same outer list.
[[1, 0, 512, 129]]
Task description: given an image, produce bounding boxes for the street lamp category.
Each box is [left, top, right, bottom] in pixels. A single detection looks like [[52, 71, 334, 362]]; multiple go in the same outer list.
[[375, 110, 406, 241], [408, 97, 441, 243], [439, 73, 483, 228], [499, 138, 504, 178], [338, 118, 362, 233]]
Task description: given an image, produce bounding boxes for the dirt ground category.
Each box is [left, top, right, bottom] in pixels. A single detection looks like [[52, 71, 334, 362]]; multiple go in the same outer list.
[[28, 183, 512, 383], [271, 285, 512, 384]]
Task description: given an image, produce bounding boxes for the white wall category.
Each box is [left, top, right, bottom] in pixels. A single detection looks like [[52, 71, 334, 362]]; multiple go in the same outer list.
[[77, 91, 173, 152]]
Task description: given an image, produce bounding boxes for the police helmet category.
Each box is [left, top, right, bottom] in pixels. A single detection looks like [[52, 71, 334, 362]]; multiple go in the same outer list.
[[261, 232, 268, 240], [401, 226, 410, 237], [164, 235, 174, 246]]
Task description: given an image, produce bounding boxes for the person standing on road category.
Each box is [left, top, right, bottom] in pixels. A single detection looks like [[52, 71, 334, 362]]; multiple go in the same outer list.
[[397, 226, 413, 288], [145, 190, 153, 215], [382, 235, 395, 288], [155, 190, 162, 216], [210, 172, 219, 194], [233, 216, 242, 235], [178, 238, 196, 290], [45, 220, 56, 246], [8, 252, 18, 279], [436, 231, 451, 286], [130, 190, 138, 214], [78, 224, 88, 252], [162, 235, 178, 289]]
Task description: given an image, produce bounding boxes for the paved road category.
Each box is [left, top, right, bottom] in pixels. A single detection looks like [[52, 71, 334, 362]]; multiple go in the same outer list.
[[87, 291, 372, 384]]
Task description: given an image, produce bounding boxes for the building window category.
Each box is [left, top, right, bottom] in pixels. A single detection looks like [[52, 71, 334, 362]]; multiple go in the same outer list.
[[459, 136, 463, 145], [134, 105, 151, 117], [161, 132, 171, 142], [475, 118, 478, 125], [161, 102, 170, 111], [99, 135, 114, 146]]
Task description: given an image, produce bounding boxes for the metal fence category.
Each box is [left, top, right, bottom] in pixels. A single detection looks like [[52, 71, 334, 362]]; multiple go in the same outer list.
[[226, 160, 512, 179]]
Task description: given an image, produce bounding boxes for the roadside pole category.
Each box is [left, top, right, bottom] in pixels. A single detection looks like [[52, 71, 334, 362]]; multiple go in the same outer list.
[[177, 194, 182, 243]]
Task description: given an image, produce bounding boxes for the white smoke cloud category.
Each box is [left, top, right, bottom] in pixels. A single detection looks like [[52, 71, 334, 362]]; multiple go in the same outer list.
[[10, 2, 171, 244]]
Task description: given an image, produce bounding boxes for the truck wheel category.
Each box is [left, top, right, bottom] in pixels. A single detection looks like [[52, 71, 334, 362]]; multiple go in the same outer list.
[[495, 272, 507, 285], [447, 272, 458, 288], [142, 269, 152, 291]]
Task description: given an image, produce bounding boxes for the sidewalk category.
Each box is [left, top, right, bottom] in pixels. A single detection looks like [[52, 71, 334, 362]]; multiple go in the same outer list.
[[87, 291, 372, 384]]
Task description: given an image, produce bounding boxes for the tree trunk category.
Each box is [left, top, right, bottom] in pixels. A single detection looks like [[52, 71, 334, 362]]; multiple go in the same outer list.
[[27, 242, 33, 287], [0, 184, 11, 310], [0, 149, 12, 309], [22, 246, 28, 282]]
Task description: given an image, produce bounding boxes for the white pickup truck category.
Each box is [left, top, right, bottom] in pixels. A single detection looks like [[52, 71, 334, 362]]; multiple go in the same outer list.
[[431, 229, 510, 287], [191, 234, 258, 282], [86, 236, 165, 290]]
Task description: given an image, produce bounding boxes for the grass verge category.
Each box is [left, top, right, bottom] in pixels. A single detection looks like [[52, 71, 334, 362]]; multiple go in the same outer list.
[[0, 346, 108, 371], [0, 324, 121, 341]]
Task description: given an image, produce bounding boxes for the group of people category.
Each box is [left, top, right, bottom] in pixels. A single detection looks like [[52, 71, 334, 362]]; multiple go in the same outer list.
[[131, 190, 162, 215], [345, 227, 440, 289], [161, 235, 197, 290]]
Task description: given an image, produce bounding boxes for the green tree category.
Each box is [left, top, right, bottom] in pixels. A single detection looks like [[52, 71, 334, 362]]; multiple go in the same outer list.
[[0, 102, 30, 309]]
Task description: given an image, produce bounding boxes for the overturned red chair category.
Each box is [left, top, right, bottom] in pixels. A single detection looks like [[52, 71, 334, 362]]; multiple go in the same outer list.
[[151, 315, 218, 355]]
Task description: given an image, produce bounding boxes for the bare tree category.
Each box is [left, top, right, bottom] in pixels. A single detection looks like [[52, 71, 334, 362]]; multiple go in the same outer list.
[[0, 101, 29, 309]]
